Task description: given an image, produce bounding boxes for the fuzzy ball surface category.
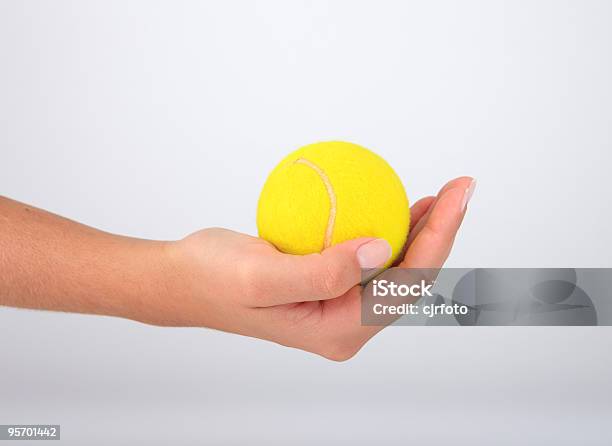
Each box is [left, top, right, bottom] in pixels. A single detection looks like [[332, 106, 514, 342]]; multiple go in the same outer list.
[[257, 141, 410, 267]]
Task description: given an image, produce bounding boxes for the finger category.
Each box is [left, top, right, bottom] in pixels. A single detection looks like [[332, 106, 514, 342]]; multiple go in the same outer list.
[[436, 175, 475, 197], [390, 196, 436, 267], [406, 177, 474, 248], [409, 196, 435, 231], [249, 237, 392, 306], [401, 177, 475, 269]]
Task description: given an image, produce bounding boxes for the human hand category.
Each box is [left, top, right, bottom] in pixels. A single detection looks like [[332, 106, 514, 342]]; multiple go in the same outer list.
[[136, 176, 476, 360]]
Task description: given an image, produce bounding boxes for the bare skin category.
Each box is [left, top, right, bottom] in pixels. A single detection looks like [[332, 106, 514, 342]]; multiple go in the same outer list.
[[0, 176, 475, 360]]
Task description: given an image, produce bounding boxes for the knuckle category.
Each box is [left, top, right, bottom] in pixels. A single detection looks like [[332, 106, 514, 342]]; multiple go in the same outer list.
[[195, 227, 228, 240], [420, 222, 442, 240], [239, 263, 266, 303], [313, 262, 345, 298]]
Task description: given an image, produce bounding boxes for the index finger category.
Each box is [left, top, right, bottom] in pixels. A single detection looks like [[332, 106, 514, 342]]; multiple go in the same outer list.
[[400, 177, 475, 269]]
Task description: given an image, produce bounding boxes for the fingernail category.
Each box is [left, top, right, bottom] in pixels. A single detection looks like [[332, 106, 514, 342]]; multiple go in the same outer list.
[[357, 239, 392, 269], [461, 178, 477, 212]]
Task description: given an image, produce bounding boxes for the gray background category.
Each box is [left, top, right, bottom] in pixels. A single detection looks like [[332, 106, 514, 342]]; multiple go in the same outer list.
[[1, 0, 611, 444]]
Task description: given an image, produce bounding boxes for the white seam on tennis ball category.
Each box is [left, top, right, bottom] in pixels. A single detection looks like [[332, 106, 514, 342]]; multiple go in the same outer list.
[[294, 158, 337, 249]]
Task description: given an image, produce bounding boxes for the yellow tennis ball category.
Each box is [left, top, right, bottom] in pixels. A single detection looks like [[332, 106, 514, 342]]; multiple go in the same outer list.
[[257, 141, 410, 267]]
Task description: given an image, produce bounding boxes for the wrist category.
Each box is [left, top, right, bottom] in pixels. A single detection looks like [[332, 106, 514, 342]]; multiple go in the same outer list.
[[109, 238, 179, 326]]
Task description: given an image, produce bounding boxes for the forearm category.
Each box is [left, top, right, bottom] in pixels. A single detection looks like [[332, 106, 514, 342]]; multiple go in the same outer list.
[[0, 196, 171, 321]]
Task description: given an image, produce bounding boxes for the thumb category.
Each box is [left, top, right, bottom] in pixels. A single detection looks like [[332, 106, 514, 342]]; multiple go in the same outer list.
[[253, 238, 392, 306]]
